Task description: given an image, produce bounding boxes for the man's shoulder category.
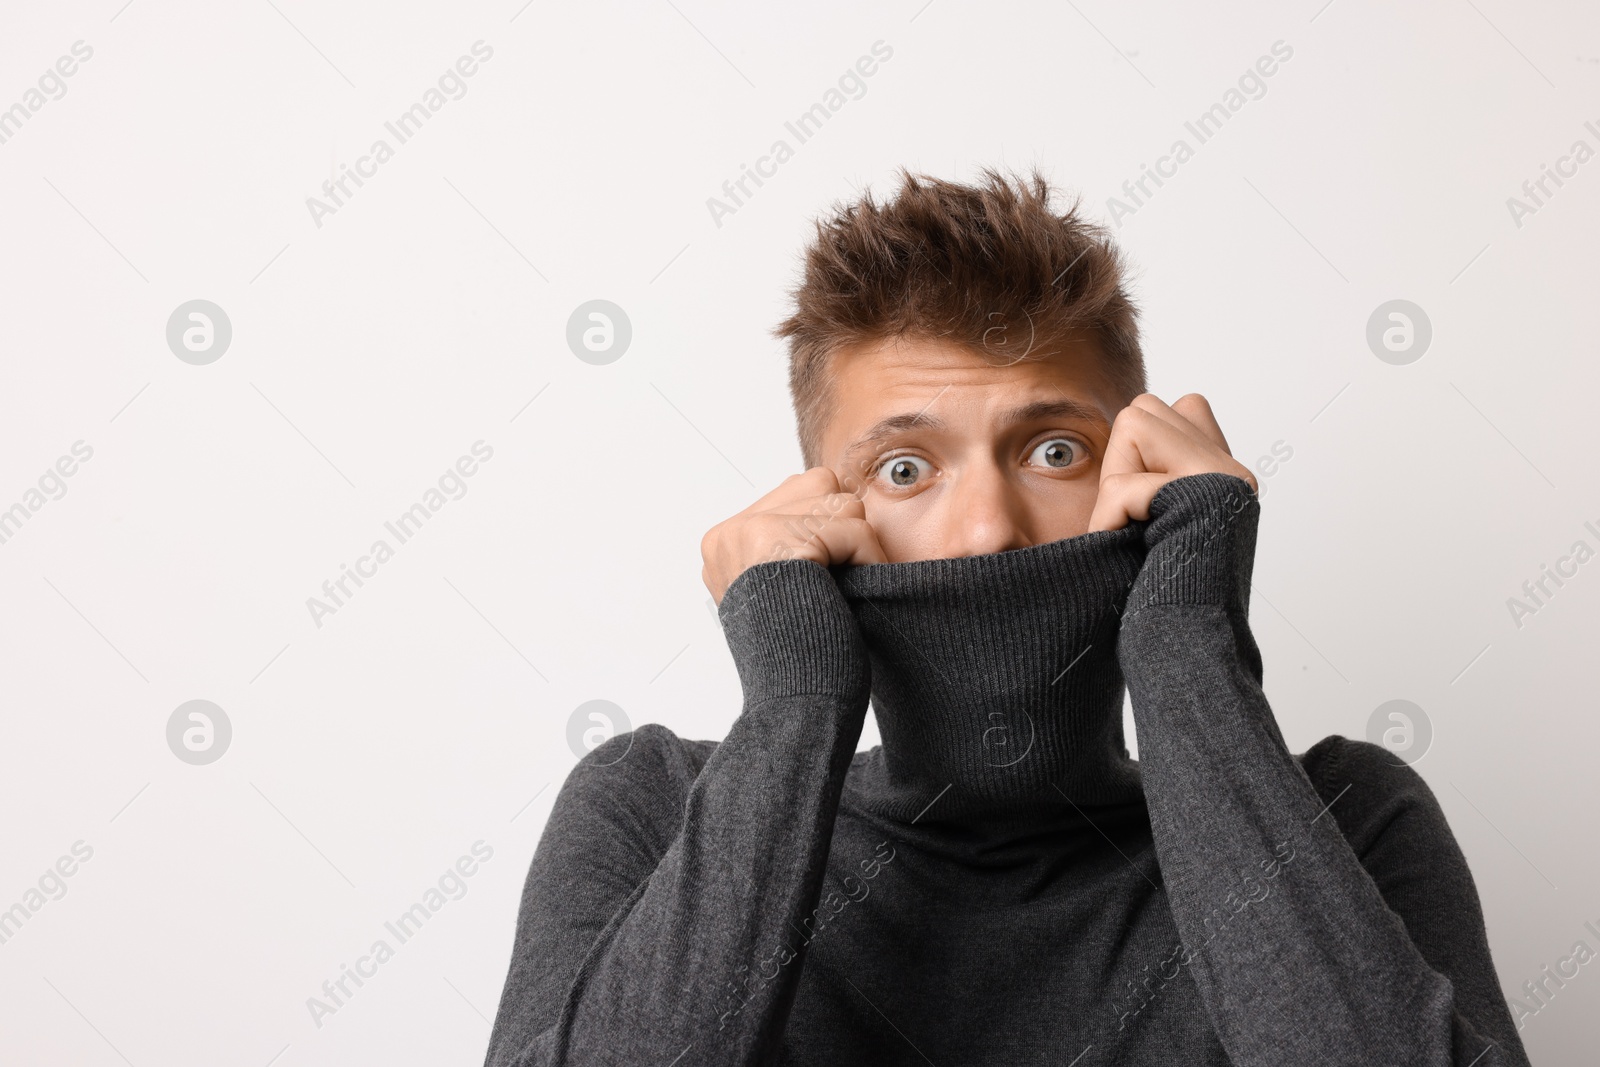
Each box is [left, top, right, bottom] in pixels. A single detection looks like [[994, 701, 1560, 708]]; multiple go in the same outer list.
[[540, 724, 721, 866], [1296, 733, 1436, 796], [1295, 734, 1455, 859], [554, 723, 723, 823], [567, 722, 717, 794]]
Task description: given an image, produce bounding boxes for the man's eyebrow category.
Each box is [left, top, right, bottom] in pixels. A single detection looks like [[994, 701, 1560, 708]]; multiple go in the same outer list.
[[1002, 397, 1109, 428], [846, 397, 1107, 452], [850, 410, 948, 448]]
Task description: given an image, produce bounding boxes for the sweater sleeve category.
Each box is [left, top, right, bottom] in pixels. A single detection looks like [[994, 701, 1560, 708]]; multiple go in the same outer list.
[[482, 558, 872, 1067], [1116, 472, 1531, 1067]]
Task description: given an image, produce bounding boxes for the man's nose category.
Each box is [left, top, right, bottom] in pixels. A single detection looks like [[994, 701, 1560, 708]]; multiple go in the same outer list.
[[939, 461, 1033, 559]]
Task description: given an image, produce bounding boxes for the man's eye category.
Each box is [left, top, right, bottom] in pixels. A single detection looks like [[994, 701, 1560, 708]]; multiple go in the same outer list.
[[875, 455, 931, 488], [1029, 438, 1081, 469]]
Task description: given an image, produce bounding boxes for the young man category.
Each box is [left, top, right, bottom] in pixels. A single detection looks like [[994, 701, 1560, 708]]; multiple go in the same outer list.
[[483, 168, 1530, 1065]]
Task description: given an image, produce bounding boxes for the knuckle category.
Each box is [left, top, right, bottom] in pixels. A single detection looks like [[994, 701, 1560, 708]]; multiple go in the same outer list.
[[1114, 405, 1150, 429], [758, 510, 792, 532], [1117, 471, 1145, 491], [699, 525, 721, 555]]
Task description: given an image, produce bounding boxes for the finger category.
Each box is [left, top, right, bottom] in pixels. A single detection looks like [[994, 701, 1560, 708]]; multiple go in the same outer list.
[[1087, 471, 1174, 532], [1108, 403, 1206, 478], [765, 493, 866, 529], [824, 491, 867, 517], [1130, 393, 1216, 450], [746, 467, 844, 516], [774, 514, 888, 567], [816, 493, 868, 528], [1123, 402, 1248, 483], [821, 516, 889, 566], [1168, 393, 1232, 455], [1098, 402, 1151, 486], [832, 454, 881, 497]]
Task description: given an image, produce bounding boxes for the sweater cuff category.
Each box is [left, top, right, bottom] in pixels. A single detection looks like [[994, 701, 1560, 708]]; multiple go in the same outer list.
[[717, 558, 872, 707], [1123, 472, 1259, 617]]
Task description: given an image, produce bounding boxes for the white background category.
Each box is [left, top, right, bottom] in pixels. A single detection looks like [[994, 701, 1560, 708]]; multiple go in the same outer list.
[[0, 0, 1595, 1063]]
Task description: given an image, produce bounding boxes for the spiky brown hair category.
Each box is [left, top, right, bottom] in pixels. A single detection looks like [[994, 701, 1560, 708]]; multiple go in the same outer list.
[[772, 165, 1146, 469]]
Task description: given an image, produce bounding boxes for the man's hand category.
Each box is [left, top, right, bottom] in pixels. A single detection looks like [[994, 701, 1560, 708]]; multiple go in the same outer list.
[[701, 467, 889, 606], [1087, 393, 1259, 533]]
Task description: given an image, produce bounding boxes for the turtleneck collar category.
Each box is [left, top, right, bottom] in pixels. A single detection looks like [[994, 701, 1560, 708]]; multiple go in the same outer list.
[[830, 523, 1149, 828]]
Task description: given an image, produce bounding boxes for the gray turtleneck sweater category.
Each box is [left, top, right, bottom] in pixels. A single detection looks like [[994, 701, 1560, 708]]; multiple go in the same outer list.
[[482, 473, 1530, 1066]]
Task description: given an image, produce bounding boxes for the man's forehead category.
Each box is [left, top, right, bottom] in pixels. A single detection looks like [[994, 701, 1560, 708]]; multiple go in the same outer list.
[[823, 338, 1116, 457], [834, 336, 1111, 397], [844, 393, 1109, 446]]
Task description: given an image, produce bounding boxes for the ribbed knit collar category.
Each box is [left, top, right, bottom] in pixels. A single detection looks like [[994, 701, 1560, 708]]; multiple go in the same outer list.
[[831, 524, 1149, 827]]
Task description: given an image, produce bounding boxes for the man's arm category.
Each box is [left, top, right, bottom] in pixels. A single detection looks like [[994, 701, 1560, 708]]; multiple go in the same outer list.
[[1118, 471, 1530, 1066], [482, 558, 872, 1067]]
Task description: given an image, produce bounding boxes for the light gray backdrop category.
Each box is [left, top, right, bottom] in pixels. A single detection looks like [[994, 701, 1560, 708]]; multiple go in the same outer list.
[[1, 0, 1595, 1063]]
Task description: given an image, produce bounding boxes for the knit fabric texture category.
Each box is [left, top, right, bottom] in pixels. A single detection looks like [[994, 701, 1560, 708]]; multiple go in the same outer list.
[[831, 520, 1146, 821], [482, 473, 1531, 1067]]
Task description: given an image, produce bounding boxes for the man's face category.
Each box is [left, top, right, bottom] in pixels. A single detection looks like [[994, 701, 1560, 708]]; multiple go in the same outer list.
[[818, 335, 1123, 563]]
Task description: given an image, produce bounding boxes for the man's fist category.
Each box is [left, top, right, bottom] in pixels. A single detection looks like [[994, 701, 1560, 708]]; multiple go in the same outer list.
[[701, 467, 889, 605], [1087, 393, 1259, 533]]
